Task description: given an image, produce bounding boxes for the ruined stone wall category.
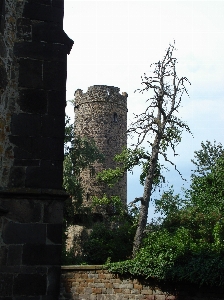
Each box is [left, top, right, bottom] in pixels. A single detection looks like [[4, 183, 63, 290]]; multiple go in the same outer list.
[[0, 0, 73, 298], [74, 85, 128, 207]]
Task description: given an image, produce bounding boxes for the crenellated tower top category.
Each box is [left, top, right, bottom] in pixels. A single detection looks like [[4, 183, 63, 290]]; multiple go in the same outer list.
[[74, 85, 128, 108]]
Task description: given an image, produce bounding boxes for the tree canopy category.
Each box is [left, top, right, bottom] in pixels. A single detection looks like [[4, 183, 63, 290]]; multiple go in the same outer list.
[[106, 140, 224, 287]]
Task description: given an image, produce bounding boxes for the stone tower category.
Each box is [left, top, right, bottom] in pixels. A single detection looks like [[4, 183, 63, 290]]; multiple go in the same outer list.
[[74, 85, 128, 207]]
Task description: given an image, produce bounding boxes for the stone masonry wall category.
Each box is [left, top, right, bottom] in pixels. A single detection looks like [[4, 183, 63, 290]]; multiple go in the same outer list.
[[0, 0, 73, 298], [60, 266, 224, 300], [0, 0, 73, 189], [74, 85, 128, 207]]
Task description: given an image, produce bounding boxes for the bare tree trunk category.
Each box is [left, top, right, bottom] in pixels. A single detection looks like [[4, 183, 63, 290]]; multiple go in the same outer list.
[[132, 140, 160, 257]]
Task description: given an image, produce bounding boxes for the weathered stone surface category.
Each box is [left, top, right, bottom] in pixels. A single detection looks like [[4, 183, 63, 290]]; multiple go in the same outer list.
[[0, 63, 7, 90], [16, 18, 32, 41], [43, 199, 64, 223], [43, 61, 67, 90], [18, 89, 47, 114], [47, 266, 61, 296], [0, 273, 13, 297], [0, 197, 41, 223], [14, 41, 67, 62], [0, 0, 5, 34], [13, 274, 47, 295], [7, 245, 22, 266], [11, 113, 41, 137], [2, 222, 46, 244], [41, 115, 65, 138], [23, 2, 63, 25], [8, 166, 26, 188], [22, 244, 62, 265], [48, 90, 66, 116], [18, 58, 43, 89], [47, 223, 63, 244], [0, 0, 72, 298], [0, 246, 8, 266], [74, 85, 127, 207]]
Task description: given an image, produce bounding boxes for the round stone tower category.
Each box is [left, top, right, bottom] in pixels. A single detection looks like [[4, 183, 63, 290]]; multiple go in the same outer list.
[[74, 85, 128, 207]]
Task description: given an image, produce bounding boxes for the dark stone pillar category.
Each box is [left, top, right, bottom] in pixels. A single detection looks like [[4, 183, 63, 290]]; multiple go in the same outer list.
[[0, 0, 73, 298]]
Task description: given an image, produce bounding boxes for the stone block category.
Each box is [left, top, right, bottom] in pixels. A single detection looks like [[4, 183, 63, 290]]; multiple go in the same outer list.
[[9, 136, 34, 159], [41, 115, 65, 138], [13, 274, 46, 296], [119, 284, 133, 289], [16, 18, 32, 41], [153, 289, 162, 295], [18, 58, 43, 89], [8, 166, 26, 187], [52, 0, 64, 8], [47, 223, 63, 244], [142, 289, 153, 295], [1, 198, 42, 223], [14, 159, 40, 166], [47, 266, 61, 296], [0, 273, 13, 296], [32, 22, 68, 45], [0, 62, 7, 90], [43, 200, 64, 224], [22, 244, 62, 265], [155, 296, 165, 300], [47, 90, 66, 116], [25, 166, 42, 188], [0, 36, 7, 57], [0, 246, 8, 266], [23, 2, 63, 25], [7, 245, 22, 266], [40, 165, 63, 189], [11, 113, 41, 137], [94, 283, 104, 288], [14, 41, 67, 62], [37, 137, 64, 160], [2, 222, 46, 244], [0, 0, 5, 34], [43, 61, 66, 91], [18, 88, 47, 114]]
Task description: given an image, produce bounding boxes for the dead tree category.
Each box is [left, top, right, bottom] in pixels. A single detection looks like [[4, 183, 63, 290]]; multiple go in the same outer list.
[[129, 43, 191, 256]]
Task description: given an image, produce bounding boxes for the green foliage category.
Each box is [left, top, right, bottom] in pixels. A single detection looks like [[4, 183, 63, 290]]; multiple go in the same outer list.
[[191, 140, 224, 177], [92, 194, 125, 215], [82, 220, 136, 264], [63, 116, 104, 222], [97, 147, 162, 188], [106, 141, 224, 287]]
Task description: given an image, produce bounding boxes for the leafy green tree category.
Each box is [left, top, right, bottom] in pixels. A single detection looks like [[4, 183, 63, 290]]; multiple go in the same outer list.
[[63, 116, 104, 223], [191, 140, 224, 177], [82, 220, 136, 264], [106, 141, 224, 287]]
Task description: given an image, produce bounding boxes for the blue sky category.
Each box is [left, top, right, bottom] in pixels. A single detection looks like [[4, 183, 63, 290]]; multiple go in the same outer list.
[[64, 1, 224, 220]]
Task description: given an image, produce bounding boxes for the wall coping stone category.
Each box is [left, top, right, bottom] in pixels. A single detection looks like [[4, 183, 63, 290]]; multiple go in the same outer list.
[[61, 265, 104, 270]]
